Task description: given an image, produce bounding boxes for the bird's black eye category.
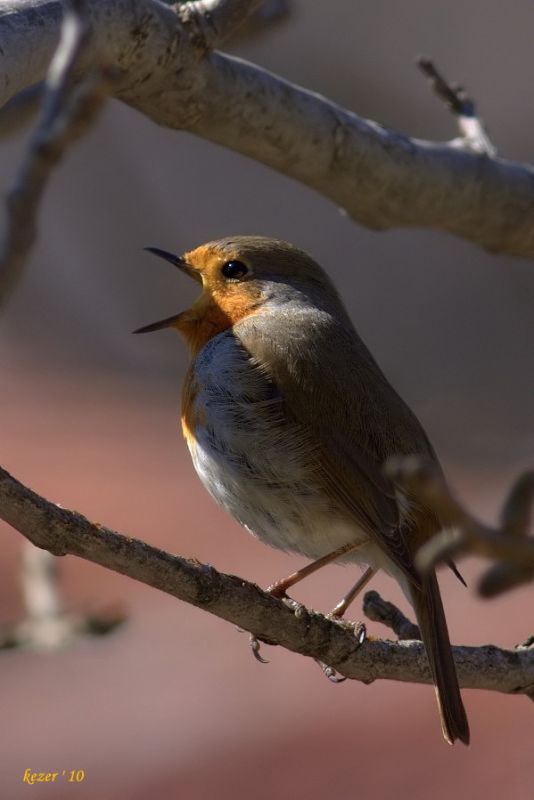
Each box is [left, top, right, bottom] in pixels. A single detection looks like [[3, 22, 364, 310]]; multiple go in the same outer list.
[[221, 260, 248, 280]]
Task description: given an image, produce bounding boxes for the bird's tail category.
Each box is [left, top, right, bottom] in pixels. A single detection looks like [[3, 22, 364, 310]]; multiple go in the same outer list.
[[409, 573, 470, 745]]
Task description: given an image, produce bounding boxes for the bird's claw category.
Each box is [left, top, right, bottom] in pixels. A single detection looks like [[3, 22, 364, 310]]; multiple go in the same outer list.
[[325, 615, 367, 642], [353, 621, 367, 645], [315, 659, 347, 683], [249, 634, 269, 664], [282, 597, 307, 618], [245, 593, 308, 664], [315, 620, 366, 683]]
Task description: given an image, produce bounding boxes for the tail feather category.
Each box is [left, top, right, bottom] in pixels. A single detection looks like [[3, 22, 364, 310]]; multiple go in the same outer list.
[[410, 574, 470, 745]]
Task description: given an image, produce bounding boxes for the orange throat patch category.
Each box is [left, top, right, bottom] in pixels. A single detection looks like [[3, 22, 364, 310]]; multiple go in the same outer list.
[[174, 285, 259, 356]]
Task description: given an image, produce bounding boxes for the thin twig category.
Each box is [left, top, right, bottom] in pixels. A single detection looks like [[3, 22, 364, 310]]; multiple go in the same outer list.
[[0, 0, 112, 305], [385, 456, 534, 596], [417, 56, 497, 156], [363, 590, 420, 641], [177, 0, 264, 50], [0, 0, 119, 649], [0, 464, 533, 693], [0, 541, 125, 652]]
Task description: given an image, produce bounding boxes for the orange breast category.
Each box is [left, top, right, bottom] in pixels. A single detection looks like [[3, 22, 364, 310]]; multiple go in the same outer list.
[[180, 367, 207, 452], [175, 285, 259, 356]]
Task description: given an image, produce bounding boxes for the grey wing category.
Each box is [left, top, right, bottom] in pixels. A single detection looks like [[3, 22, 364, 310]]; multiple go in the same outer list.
[[236, 305, 435, 584]]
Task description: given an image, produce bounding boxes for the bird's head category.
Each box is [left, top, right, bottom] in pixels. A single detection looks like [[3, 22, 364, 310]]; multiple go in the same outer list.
[[134, 235, 341, 354]]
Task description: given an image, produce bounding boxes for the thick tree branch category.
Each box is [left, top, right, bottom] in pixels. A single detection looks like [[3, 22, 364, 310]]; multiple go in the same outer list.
[[2, 0, 534, 258], [0, 464, 533, 695]]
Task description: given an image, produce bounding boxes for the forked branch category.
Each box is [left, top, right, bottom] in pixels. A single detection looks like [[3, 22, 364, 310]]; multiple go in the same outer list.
[[1, 0, 534, 259]]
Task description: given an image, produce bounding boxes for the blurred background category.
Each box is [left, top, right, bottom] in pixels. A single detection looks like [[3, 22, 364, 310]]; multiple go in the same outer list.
[[1, 0, 533, 797]]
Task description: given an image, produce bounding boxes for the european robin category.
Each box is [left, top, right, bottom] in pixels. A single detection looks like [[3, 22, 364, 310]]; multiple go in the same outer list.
[[135, 235, 469, 746]]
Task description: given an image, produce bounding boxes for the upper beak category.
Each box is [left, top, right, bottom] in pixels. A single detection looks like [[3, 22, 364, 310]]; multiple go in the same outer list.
[[133, 246, 201, 334]]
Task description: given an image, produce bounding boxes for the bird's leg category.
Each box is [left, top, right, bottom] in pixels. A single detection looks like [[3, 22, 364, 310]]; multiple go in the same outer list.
[[266, 542, 362, 598], [249, 542, 362, 662], [315, 567, 376, 682], [329, 567, 376, 619]]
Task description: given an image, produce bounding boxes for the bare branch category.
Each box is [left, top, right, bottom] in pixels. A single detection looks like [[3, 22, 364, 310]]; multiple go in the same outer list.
[[417, 57, 497, 156], [0, 464, 533, 694], [363, 590, 420, 641], [2, 0, 534, 258], [0, 0, 113, 304], [385, 457, 534, 596], [0, 541, 125, 651]]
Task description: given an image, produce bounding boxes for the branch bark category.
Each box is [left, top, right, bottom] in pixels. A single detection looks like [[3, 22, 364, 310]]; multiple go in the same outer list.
[[0, 0, 112, 301], [0, 464, 533, 695], [2, 0, 534, 258]]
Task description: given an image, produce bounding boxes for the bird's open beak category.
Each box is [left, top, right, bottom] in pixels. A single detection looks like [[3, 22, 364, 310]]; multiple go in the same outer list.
[[133, 247, 201, 334]]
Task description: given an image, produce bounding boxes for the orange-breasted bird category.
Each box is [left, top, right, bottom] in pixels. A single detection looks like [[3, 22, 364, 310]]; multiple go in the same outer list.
[[135, 235, 469, 746]]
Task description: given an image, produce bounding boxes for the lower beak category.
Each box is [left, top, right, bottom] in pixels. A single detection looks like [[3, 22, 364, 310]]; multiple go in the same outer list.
[[133, 246, 201, 334], [133, 312, 185, 334]]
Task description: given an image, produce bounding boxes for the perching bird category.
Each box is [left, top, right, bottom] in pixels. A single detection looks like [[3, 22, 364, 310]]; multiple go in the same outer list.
[[135, 235, 469, 745]]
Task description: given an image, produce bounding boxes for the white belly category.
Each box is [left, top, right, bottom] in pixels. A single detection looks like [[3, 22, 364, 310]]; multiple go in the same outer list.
[[185, 331, 370, 562]]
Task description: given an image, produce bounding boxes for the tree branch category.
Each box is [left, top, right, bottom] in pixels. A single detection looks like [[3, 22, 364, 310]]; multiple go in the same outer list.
[[417, 56, 497, 157], [0, 464, 533, 694], [2, 0, 534, 258], [0, 542, 125, 650], [386, 457, 534, 597], [0, 0, 113, 303], [363, 590, 420, 641]]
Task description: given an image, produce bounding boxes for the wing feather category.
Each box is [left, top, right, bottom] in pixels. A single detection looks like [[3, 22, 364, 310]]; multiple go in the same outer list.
[[236, 305, 437, 584]]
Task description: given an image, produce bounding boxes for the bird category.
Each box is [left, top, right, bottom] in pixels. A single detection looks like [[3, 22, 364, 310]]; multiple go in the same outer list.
[[134, 235, 470, 746]]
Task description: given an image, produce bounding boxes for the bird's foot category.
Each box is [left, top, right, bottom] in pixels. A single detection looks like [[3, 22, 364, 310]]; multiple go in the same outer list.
[[247, 594, 308, 663], [265, 580, 289, 599], [314, 660, 347, 683], [236, 625, 277, 662], [281, 596, 306, 617], [249, 634, 270, 664], [315, 619, 366, 683]]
